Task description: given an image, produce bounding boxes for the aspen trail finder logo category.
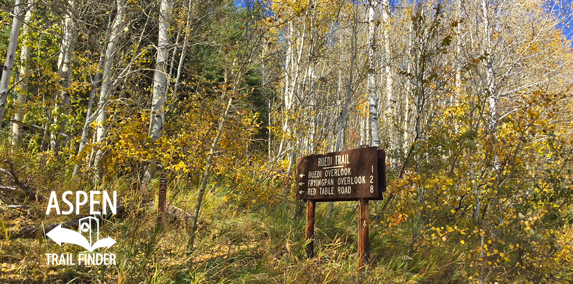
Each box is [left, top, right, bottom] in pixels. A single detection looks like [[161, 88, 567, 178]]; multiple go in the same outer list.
[[45, 191, 117, 266]]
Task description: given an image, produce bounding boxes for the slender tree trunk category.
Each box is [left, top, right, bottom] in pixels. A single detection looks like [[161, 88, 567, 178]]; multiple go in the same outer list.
[[482, 0, 496, 134], [403, 20, 412, 155], [307, 0, 317, 155], [72, 47, 105, 176], [360, 115, 366, 146], [367, 0, 379, 147], [277, 21, 293, 158], [149, 0, 173, 141], [381, 0, 393, 153], [328, 11, 358, 218], [0, 0, 26, 127], [455, 0, 463, 100], [173, 0, 193, 99], [279, 19, 305, 160], [11, 7, 33, 149], [50, 0, 76, 153], [143, 0, 173, 192], [261, 41, 271, 161], [188, 95, 233, 251], [480, 2, 495, 283], [335, 11, 357, 153], [382, 0, 392, 112], [93, 0, 126, 180]]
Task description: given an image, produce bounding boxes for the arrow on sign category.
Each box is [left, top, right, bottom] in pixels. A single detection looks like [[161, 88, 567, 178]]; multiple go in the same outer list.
[[299, 190, 304, 194], [299, 173, 305, 178], [299, 182, 305, 186], [46, 225, 116, 252]]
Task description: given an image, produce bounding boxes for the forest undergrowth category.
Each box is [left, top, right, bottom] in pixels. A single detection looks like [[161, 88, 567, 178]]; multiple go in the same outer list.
[[1, 145, 572, 284]]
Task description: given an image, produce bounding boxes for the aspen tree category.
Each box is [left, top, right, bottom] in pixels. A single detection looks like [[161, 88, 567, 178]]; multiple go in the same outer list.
[[50, 0, 76, 153], [93, 0, 126, 180], [143, 0, 173, 191], [367, 0, 380, 147], [0, 0, 26, 127], [11, 6, 33, 149]]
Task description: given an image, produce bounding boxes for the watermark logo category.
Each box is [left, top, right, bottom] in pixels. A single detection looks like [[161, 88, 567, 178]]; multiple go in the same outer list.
[[47, 217, 116, 252], [45, 190, 118, 266]]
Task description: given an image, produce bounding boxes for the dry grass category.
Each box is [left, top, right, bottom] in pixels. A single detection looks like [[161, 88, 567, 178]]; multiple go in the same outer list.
[[1, 148, 572, 283]]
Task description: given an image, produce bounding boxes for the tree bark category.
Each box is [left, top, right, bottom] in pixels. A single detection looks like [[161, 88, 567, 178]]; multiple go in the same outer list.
[[93, 0, 126, 181], [455, 0, 463, 99], [381, 0, 393, 153], [11, 6, 33, 149], [49, 0, 76, 153], [0, 0, 26, 127], [143, 0, 173, 191], [403, 20, 412, 155], [367, 0, 380, 147]]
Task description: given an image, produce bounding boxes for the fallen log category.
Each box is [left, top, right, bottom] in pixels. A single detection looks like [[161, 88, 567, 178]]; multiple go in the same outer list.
[[0, 184, 16, 191], [0, 159, 46, 201]]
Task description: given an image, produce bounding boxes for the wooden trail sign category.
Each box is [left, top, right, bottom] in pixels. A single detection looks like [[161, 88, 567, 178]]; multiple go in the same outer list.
[[297, 147, 386, 271], [296, 147, 386, 201]]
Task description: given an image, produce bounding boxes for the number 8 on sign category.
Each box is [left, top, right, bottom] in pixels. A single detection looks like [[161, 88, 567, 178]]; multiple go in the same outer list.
[[370, 185, 374, 193]]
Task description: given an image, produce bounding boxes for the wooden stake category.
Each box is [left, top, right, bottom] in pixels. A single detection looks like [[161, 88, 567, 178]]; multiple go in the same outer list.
[[358, 198, 369, 270], [158, 172, 167, 224], [305, 200, 316, 258]]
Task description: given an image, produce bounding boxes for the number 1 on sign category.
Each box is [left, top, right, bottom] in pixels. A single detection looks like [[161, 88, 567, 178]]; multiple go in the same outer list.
[[371, 165, 373, 173]]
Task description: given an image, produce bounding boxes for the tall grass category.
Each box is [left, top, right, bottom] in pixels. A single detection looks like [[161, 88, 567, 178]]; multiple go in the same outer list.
[[1, 145, 571, 283]]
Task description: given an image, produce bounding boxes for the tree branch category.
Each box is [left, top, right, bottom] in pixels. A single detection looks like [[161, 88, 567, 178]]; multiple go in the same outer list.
[[0, 159, 46, 201]]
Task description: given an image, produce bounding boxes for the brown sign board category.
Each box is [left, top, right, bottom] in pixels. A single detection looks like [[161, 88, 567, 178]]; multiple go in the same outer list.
[[296, 147, 386, 201]]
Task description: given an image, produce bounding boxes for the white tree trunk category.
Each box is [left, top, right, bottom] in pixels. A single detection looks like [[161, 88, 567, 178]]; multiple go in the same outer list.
[[381, 0, 392, 122], [336, 13, 358, 152], [277, 22, 293, 158], [480, 2, 496, 282], [381, 0, 393, 161], [11, 7, 33, 149], [0, 0, 26, 127], [93, 0, 125, 179], [148, 0, 172, 141], [367, 0, 379, 147], [403, 21, 412, 155], [455, 0, 462, 99], [50, 0, 76, 152], [143, 0, 173, 188], [482, 0, 496, 133]]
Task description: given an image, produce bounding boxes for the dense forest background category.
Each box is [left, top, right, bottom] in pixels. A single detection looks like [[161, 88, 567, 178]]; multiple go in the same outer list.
[[1, 0, 573, 282]]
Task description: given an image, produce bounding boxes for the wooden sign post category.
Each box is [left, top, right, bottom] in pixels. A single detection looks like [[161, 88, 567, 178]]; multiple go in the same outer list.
[[358, 198, 369, 270], [158, 172, 167, 224], [296, 147, 386, 271], [305, 200, 316, 258]]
